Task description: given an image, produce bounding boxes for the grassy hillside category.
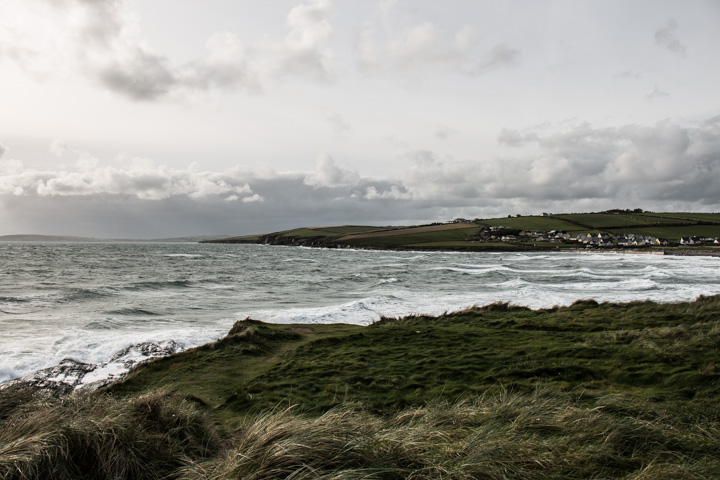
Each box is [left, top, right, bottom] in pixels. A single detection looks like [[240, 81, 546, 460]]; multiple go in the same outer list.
[[110, 296, 720, 419], [206, 211, 720, 250], [3, 296, 719, 478]]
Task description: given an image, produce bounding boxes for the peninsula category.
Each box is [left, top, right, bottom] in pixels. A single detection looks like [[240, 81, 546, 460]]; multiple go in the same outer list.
[[205, 209, 720, 254]]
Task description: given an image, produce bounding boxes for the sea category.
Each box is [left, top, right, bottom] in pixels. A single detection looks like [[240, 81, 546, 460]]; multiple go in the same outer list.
[[1, 242, 719, 388]]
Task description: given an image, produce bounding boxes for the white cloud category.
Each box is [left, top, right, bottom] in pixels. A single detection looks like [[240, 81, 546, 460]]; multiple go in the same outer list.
[[0, 143, 6, 159], [241, 193, 264, 203], [304, 151, 359, 188], [2, 116, 720, 237], [0, 0, 335, 101], [0, 149, 256, 201]]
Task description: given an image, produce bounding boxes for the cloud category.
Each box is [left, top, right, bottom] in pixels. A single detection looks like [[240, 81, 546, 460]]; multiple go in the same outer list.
[[304, 151, 359, 188], [356, 21, 519, 76], [0, 144, 257, 201], [98, 47, 179, 101], [497, 128, 539, 147], [646, 85, 670, 101], [327, 112, 351, 135], [654, 19, 686, 56], [2, 116, 720, 238], [0, 0, 334, 101], [434, 125, 457, 140], [0, 143, 6, 159]]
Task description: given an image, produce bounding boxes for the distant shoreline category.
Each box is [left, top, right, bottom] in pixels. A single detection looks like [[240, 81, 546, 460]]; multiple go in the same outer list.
[[204, 211, 720, 257]]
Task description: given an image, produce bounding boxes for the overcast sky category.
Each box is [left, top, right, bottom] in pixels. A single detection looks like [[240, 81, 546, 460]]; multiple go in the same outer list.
[[1, 0, 719, 238]]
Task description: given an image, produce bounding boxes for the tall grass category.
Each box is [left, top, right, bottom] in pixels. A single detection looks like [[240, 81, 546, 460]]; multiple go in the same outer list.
[[1, 386, 717, 479], [178, 389, 718, 480], [0, 387, 219, 480]]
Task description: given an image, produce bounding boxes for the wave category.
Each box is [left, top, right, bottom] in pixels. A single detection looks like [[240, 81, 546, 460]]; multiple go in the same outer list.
[[0, 295, 30, 303], [432, 266, 512, 275], [105, 307, 162, 316], [376, 278, 399, 285], [62, 288, 116, 302], [124, 280, 193, 291], [251, 296, 404, 326], [162, 254, 203, 258]]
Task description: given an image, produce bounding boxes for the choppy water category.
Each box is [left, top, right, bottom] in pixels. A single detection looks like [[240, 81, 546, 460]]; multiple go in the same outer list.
[[1, 242, 719, 385]]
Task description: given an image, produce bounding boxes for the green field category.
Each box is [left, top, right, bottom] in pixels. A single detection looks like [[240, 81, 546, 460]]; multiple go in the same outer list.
[[552, 213, 663, 229], [481, 216, 584, 232], [342, 227, 480, 248], [311, 225, 386, 235], [641, 212, 720, 223], [207, 211, 720, 251], [607, 225, 720, 240]]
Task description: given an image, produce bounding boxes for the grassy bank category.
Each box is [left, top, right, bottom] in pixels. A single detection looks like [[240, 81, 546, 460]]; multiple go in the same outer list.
[[205, 211, 720, 252], [2, 296, 720, 478]]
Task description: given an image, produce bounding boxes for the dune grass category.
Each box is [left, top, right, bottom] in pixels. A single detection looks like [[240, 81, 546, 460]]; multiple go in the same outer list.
[[0, 387, 219, 480], [2, 387, 718, 479], [3, 296, 720, 478]]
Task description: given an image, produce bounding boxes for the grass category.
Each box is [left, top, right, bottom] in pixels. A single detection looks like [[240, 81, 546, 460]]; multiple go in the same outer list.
[[481, 216, 584, 232], [111, 296, 720, 418], [342, 227, 480, 248], [208, 212, 720, 250], [4, 296, 720, 478], [0, 388, 219, 480], [607, 225, 720, 241]]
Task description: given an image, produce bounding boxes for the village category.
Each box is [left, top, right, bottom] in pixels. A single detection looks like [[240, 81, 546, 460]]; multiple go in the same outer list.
[[469, 224, 720, 248]]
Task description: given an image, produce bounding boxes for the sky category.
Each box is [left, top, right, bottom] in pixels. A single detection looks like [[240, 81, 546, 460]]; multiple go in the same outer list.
[[1, 0, 719, 238]]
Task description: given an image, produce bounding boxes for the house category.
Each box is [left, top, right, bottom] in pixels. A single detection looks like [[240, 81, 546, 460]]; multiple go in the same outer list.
[[680, 237, 695, 245]]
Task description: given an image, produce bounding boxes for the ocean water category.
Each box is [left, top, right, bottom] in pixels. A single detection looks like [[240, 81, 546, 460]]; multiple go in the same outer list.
[[1, 242, 719, 385]]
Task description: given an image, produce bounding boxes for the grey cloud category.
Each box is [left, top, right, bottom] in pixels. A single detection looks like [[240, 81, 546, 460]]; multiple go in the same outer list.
[[327, 112, 351, 135], [435, 125, 457, 140], [3, 117, 720, 238], [655, 19, 686, 56], [98, 48, 178, 101], [0, 0, 333, 101], [646, 85, 670, 101], [0, 143, 6, 159], [461, 44, 520, 76], [614, 70, 641, 80], [497, 128, 539, 147]]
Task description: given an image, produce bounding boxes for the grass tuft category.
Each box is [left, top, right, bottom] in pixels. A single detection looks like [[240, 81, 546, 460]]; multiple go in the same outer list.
[[0, 389, 219, 480]]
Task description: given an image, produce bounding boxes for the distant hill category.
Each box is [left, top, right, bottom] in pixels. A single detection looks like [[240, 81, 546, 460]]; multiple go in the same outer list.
[[204, 211, 720, 253], [0, 234, 99, 242], [0, 234, 233, 243]]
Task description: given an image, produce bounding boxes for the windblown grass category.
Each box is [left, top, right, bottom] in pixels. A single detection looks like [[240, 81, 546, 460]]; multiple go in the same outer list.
[[3, 386, 718, 479], [4, 296, 720, 478], [0, 387, 219, 480]]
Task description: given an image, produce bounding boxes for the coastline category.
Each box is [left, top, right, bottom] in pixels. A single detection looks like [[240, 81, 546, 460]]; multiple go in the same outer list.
[[3, 295, 719, 478]]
